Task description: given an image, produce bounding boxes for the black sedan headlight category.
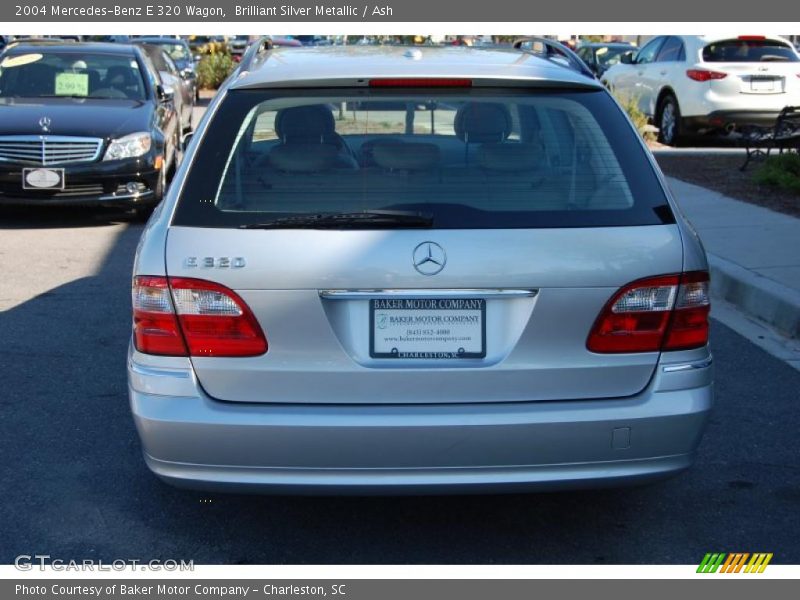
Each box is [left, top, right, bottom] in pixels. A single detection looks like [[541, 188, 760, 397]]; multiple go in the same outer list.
[[103, 132, 152, 161]]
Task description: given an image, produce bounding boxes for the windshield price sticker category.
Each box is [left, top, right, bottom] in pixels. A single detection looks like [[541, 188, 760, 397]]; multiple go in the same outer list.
[[54, 72, 89, 97]]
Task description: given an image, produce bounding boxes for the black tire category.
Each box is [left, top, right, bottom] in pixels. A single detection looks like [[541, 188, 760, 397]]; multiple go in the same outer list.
[[127, 165, 164, 222], [657, 94, 682, 146]]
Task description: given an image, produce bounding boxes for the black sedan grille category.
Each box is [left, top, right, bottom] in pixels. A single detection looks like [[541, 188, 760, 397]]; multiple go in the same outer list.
[[0, 135, 104, 165]]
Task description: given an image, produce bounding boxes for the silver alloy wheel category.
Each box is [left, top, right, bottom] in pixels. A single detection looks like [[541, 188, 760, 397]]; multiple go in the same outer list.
[[661, 100, 676, 144]]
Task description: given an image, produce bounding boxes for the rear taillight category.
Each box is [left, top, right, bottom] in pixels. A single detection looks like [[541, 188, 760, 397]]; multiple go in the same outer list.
[[664, 271, 711, 351], [132, 276, 187, 356], [132, 276, 267, 357], [686, 69, 728, 82], [587, 272, 710, 354]]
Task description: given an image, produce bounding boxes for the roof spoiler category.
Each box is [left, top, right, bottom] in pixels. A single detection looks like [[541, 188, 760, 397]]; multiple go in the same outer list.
[[512, 37, 595, 80]]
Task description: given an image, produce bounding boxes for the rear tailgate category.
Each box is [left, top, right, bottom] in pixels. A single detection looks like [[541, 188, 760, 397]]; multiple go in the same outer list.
[[701, 37, 800, 105], [708, 62, 800, 98], [165, 224, 684, 404]]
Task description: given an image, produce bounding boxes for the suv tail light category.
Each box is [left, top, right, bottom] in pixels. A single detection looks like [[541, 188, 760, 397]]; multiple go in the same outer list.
[[587, 272, 710, 353], [686, 69, 728, 82], [133, 276, 267, 357]]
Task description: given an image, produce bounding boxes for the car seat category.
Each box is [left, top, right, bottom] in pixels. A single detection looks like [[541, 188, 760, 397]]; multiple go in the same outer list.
[[269, 105, 358, 171]]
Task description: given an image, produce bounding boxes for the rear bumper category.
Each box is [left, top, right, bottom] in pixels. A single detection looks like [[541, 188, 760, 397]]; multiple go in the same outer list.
[[683, 110, 785, 131], [128, 347, 713, 494], [144, 453, 697, 495]]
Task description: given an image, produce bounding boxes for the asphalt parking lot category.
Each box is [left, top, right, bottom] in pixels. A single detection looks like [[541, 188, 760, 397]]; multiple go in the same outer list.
[[0, 203, 798, 565]]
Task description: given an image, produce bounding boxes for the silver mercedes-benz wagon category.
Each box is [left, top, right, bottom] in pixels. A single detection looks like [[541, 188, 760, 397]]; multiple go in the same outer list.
[[128, 40, 713, 494]]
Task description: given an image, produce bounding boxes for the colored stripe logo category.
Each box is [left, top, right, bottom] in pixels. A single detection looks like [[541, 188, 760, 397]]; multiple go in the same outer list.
[[697, 553, 773, 573]]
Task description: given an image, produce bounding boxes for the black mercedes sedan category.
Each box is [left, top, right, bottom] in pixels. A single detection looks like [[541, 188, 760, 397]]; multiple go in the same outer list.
[[0, 41, 180, 213]]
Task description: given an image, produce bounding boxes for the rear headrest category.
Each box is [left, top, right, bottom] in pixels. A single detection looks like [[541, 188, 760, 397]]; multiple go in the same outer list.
[[274, 105, 336, 141], [105, 65, 136, 85], [268, 143, 339, 172], [478, 143, 541, 172], [454, 103, 512, 143], [372, 143, 440, 171]]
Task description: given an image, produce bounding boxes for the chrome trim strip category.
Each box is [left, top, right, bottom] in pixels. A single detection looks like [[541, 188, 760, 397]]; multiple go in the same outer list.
[[662, 357, 713, 373], [319, 289, 538, 300], [129, 362, 192, 379], [98, 190, 154, 201]]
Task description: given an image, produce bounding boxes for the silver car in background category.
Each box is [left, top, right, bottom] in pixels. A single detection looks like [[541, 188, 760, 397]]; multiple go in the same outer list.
[[128, 42, 713, 494]]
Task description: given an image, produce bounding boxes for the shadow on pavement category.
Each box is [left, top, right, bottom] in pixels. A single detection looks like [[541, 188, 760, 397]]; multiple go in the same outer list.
[[0, 205, 140, 230]]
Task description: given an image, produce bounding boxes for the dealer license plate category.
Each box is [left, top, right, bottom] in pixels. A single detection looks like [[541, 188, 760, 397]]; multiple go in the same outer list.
[[370, 297, 486, 359], [22, 168, 65, 190]]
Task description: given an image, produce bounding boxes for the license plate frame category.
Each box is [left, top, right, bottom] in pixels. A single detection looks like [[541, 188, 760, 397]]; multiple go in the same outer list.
[[22, 167, 65, 190], [369, 297, 487, 359], [749, 77, 778, 92]]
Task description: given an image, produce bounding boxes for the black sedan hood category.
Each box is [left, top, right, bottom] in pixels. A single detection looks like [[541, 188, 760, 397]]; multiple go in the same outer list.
[[0, 97, 152, 139]]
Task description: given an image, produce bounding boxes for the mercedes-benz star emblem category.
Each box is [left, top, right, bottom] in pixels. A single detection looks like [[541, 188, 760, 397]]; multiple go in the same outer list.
[[412, 242, 446, 276], [38, 116, 51, 132]]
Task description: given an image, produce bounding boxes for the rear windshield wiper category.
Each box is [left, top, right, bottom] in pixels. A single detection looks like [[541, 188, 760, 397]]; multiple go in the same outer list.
[[239, 210, 434, 229]]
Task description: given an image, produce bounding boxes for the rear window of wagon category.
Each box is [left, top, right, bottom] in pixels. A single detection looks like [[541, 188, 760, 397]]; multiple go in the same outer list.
[[172, 87, 674, 229]]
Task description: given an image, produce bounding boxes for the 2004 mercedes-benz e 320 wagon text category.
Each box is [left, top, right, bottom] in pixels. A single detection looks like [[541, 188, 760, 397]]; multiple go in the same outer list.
[[128, 40, 713, 494]]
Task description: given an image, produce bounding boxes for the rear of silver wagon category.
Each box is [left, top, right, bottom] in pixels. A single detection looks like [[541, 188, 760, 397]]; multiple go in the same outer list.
[[128, 76, 713, 493]]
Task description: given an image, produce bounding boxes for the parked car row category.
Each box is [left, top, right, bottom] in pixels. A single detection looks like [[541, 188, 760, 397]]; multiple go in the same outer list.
[[575, 42, 635, 78], [0, 33, 405, 215], [598, 35, 800, 144], [0, 39, 196, 214]]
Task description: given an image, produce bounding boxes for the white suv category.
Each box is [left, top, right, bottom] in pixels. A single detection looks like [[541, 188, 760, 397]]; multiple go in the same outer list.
[[602, 35, 800, 144]]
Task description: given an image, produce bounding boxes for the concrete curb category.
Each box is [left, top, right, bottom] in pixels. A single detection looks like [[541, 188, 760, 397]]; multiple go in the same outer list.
[[708, 253, 800, 340]]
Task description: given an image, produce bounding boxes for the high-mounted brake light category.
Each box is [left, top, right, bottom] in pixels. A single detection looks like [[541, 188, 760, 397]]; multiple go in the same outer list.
[[686, 69, 728, 82], [132, 276, 267, 357], [369, 78, 473, 87], [587, 272, 710, 354], [738, 35, 766, 41]]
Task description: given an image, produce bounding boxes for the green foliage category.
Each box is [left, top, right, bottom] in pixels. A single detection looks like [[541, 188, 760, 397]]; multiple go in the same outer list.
[[754, 153, 800, 193], [612, 91, 656, 142], [196, 53, 235, 90]]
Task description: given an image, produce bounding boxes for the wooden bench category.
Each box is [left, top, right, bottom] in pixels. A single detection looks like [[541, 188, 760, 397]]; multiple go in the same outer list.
[[739, 106, 800, 171]]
